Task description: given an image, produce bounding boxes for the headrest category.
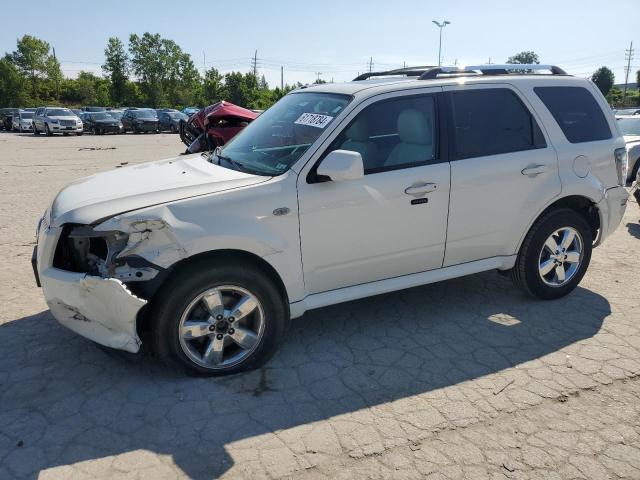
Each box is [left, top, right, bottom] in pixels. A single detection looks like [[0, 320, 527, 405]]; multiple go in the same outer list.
[[397, 109, 432, 145], [346, 118, 370, 142]]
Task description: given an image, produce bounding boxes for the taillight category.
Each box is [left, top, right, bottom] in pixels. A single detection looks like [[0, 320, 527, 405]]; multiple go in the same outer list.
[[614, 147, 628, 186]]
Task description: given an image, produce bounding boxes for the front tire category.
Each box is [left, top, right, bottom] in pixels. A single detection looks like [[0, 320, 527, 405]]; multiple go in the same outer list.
[[45, 124, 53, 136], [511, 208, 592, 300], [151, 261, 288, 376]]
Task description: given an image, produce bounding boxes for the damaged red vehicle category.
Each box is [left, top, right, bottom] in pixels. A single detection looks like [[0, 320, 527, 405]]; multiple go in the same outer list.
[[179, 101, 259, 153]]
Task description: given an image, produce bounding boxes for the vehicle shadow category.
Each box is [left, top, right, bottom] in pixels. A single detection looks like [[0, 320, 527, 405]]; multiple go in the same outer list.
[[0, 271, 610, 479], [627, 222, 640, 239]]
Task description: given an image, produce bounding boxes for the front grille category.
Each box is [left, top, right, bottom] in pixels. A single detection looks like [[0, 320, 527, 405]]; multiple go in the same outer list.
[[60, 120, 75, 127]]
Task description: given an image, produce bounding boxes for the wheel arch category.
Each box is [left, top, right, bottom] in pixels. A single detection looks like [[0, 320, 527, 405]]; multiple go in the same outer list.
[[135, 248, 290, 339], [516, 195, 601, 256]]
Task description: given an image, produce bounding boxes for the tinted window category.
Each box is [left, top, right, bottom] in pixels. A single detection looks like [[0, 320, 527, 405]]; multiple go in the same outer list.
[[330, 95, 437, 174], [535, 86, 611, 143], [451, 89, 545, 159]]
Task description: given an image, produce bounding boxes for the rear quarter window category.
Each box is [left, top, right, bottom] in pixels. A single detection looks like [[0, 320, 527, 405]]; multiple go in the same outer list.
[[534, 86, 612, 143]]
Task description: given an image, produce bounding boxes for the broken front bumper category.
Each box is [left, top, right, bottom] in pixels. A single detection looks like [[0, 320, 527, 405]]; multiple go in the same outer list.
[[35, 226, 147, 353]]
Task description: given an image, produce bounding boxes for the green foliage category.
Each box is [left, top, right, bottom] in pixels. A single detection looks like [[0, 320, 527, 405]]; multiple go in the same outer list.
[[1, 32, 307, 110], [102, 37, 129, 105], [61, 71, 110, 105], [10, 34, 60, 102], [0, 56, 28, 107], [506, 51, 540, 65], [128, 32, 202, 108], [591, 66, 615, 96]]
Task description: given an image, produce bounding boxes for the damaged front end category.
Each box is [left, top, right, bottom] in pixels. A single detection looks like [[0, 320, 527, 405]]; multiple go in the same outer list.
[[38, 217, 186, 353]]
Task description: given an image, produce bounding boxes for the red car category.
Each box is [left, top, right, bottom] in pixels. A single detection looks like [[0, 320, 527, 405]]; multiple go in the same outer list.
[[179, 101, 258, 153]]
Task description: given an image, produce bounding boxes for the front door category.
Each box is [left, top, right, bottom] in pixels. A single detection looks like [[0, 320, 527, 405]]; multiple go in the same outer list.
[[298, 89, 451, 295]]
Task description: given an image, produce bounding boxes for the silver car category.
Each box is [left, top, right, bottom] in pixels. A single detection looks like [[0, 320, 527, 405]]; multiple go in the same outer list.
[[12, 110, 34, 132], [33, 107, 83, 136], [617, 115, 640, 184]]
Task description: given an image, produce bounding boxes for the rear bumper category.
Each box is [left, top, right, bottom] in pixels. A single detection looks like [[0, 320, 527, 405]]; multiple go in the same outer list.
[[596, 186, 629, 245]]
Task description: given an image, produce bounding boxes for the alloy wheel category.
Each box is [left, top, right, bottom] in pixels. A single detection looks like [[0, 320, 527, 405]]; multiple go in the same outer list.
[[178, 285, 265, 369], [538, 227, 583, 287]]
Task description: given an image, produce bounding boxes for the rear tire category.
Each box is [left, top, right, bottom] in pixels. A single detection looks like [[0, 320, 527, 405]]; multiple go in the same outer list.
[[45, 124, 52, 136], [33, 125, 40, 135], [511, 208, 592, 300], [151, 260, 289, 376]]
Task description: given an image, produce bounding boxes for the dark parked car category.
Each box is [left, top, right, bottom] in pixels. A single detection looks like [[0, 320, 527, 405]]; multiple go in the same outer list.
[[83, 106, 107, 112], [83, 112, 123, 135], [121, 109, 159, 133], [0, 108, 20, 131], [158, 110, 188, 133], [107, 110, 124, 121]]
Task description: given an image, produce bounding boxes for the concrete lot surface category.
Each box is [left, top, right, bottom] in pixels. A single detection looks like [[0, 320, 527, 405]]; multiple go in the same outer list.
[[1, 131, 640, 479]]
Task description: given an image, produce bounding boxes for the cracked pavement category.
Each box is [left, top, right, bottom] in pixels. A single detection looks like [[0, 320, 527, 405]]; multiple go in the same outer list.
[[1, 132, 639, 479]]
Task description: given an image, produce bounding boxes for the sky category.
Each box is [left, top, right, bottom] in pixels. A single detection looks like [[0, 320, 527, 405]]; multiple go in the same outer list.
[[2, 0, 638, 88]]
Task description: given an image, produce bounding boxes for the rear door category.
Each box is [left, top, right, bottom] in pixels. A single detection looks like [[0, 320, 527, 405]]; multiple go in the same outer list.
[[442, 84, 561, 266]]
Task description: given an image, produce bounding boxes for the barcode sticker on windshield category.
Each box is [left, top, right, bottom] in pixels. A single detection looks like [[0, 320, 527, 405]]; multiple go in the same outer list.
[[294, 113, 333, 129]]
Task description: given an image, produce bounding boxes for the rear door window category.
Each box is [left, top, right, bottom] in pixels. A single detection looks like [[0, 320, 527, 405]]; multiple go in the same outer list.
[[534, 86, 612, 143], [450, 88, 546, 159]]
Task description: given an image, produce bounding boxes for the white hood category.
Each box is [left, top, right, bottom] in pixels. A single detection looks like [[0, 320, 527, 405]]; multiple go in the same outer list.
[[51, 154, 268, 226]]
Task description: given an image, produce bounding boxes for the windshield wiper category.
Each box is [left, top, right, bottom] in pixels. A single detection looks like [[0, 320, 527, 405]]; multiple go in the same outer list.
[[214, 152, 269, 176]]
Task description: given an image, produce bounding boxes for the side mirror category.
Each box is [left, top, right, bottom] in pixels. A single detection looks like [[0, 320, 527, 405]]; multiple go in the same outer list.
[[316, 150, 364, 182]]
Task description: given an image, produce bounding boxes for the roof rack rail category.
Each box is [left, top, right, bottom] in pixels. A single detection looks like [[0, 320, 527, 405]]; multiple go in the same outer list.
[[418, 64, 568, 80], [353, 66, 436, 81]]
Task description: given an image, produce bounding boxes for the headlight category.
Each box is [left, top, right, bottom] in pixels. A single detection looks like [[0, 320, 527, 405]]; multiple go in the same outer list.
[[614, 147, 628, 186], [50, 119, 59, 124]]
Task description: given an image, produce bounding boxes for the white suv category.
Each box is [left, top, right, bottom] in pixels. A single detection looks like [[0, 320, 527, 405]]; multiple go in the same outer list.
[[34, 65, 629, 375], [33, 107, 83, 136]]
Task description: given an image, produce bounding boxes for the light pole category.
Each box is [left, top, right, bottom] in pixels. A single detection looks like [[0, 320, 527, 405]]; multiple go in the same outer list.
[[432, 20, 451, 66]]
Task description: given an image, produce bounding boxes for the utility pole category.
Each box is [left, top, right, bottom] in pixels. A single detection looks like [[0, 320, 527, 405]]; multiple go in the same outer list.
[[252, 50, 258, 77], [368, 57, 374, 73], [281, 66, 284, 90], [315, 72, 323, 83], [52, 46, 60, 101], [623, 41, 634, 107], [432, 20, 451, 67], [487, 57, 492, 64]]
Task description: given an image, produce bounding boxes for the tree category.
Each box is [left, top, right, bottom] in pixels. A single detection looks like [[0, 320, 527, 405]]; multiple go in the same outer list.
[[102, 38, 129, 105], [128, 32, 201, 107], [506, 51, 540, 65], [10, 34, 57, 101], [224, 72, 259, 107], [202, 67, 226, 105], [591, 67, 615, 96], [61, 71, 110, 105], [0, 56, 28, 107]]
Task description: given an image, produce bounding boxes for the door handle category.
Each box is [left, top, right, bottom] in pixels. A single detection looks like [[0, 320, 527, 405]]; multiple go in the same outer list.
[[404, 182, 438, 197], [521, 164, 548, 177]]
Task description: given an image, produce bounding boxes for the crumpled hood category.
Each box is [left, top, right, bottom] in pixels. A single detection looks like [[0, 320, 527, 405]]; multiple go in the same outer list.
[[51, 154, 268, 226]]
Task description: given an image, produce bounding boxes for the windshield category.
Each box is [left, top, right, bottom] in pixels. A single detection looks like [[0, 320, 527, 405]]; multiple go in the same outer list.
[[20, 112, 33, 119], [107, 111, 123, 120], [132, 110, 157, 119], [47, 108, 73, 117], [618, 117, 640, 136], [215, 92, 351, 175], [168, 112, 187, 119], [91, 113, 111, 120]]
